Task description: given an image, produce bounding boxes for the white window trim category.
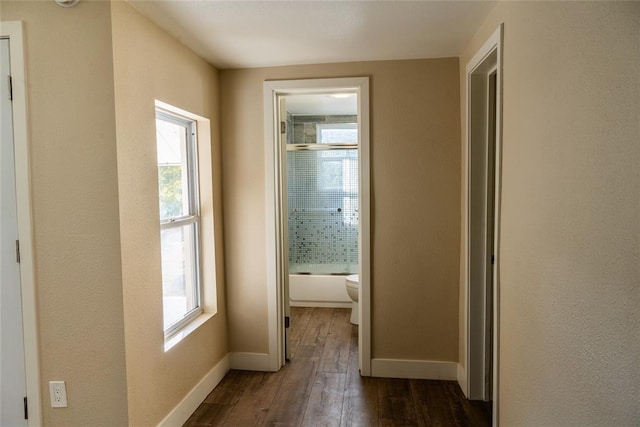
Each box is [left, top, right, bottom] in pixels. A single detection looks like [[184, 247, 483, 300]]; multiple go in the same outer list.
[[156, 109, 203, 340], [155, 100, 218, 351]]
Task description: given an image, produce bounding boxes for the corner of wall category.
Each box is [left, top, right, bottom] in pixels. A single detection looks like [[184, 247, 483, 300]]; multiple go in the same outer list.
[[157, 354, 230, 427], [457, 363, 468, 398]]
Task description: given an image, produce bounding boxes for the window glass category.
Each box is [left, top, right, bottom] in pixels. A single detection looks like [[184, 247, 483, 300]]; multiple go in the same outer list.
[[317, 149, 358, 192], [156, 110, 201, 336], [317, 123, 358, 144], [156, 119, 189, 220], [160, 225, 198, 329]]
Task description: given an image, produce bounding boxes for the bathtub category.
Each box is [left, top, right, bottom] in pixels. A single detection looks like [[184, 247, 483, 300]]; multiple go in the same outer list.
[[289, 264, 358, 308], [289, 275, 352, 307]]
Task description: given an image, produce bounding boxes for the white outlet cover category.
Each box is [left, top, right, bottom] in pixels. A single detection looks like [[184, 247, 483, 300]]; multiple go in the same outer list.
[[49, 381, 68, 408]]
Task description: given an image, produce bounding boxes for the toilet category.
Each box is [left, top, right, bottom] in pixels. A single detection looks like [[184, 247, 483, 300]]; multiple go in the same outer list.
[[345, 274, 359, 325]]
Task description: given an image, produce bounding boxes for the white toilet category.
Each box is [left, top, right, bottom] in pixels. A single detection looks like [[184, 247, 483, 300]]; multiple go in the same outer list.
[[345, 274, 359, 325]]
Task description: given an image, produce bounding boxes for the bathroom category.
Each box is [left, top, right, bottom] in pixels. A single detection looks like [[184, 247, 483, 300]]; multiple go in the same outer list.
[[284, 93, 360, 325]]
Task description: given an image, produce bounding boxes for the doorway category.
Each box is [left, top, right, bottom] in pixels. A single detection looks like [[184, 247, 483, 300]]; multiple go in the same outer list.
[[464, 24, 503, 422], [263, 78, 371, 375], [0, 22, 41, 426]]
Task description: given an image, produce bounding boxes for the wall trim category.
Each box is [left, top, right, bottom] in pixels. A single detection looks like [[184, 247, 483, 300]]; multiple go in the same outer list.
[[229, 352, 271, 371], [157, 354, 230, 427], [371, 358, 458, 380], [457, 363, 468, 393]]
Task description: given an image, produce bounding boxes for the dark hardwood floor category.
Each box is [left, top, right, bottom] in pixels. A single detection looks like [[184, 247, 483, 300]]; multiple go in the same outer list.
[[184, 307, 491, 427]]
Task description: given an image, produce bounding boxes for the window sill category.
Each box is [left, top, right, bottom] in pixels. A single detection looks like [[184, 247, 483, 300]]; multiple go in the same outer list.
[[164, 311, 214, 352]]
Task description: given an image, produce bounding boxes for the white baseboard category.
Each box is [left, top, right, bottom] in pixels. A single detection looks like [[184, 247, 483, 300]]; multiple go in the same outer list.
[[371, 358, 457, 380], [290, 301, 352, 308], [157, 353, 230, 427], [457, 363, 469, 398], [229, 352, 271, 371]]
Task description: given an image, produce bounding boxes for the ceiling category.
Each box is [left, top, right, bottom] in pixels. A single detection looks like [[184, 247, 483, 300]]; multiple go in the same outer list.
[[128, 1, 497, 70]]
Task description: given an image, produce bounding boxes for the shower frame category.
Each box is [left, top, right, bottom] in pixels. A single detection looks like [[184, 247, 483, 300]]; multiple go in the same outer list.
[[287, 142, 359, 274]]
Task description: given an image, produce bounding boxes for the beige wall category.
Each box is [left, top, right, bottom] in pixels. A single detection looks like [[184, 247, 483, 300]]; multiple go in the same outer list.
[[0, 1, 128, 426], [221, 59, 461, 361], [460, 2, 640, 424], [110, 2, 228, 426]]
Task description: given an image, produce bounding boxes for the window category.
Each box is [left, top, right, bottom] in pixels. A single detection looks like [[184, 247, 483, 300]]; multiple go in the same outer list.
[[315, 122, 358, 192], [317, 149, 358, 192], [316, 122, 358, 144], [156, 109, 202, 339]]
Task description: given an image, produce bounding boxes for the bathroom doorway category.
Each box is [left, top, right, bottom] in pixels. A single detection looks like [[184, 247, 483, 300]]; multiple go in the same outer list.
[[263, 78, 371, 375]]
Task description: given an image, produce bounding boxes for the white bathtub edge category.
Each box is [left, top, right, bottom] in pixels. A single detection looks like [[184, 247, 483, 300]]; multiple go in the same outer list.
[[290, 301, 352, 308], [289, 274, 351, 304]]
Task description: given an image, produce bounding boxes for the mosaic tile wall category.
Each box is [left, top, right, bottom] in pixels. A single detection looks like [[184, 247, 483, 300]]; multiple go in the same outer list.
[[287, 148, 359, 273]]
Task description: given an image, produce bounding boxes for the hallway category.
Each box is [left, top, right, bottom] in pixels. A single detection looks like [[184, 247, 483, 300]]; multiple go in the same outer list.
[[184, 307, 491, 426]]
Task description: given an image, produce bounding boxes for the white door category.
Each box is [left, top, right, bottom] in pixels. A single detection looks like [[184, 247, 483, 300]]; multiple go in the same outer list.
[[484, 69, 498, 401], [0, 36, 28, 426], [278, 95, 291, 361]]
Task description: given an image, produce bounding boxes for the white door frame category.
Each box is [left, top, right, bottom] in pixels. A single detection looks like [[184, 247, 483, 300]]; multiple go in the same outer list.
[[263, 77, 371, 375], [0, 21, 42, 426], [463, 24, 503, 425]]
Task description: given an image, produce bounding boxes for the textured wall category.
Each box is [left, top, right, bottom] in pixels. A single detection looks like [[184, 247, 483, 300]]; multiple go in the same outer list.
[[459, 2, 640, 424], [221, 58, 461, 361], [110, 2, 228, 426], [0, 2, 128, 425]]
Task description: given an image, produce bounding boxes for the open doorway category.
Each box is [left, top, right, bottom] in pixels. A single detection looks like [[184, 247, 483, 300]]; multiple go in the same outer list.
[[263, 78, 371, 375], [464, 24, 503, 423], [281, 93, 360, 363]]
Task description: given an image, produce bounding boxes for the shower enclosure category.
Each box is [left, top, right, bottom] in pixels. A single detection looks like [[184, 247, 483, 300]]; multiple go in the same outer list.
[[284, 95, 359, 305]]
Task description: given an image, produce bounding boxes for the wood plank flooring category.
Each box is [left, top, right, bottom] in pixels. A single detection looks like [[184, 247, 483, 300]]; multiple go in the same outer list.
[[184, 307, 491, 427]]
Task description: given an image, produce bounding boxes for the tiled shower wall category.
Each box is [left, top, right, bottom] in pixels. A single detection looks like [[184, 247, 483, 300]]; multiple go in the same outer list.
[[286, 115, 359, 273]]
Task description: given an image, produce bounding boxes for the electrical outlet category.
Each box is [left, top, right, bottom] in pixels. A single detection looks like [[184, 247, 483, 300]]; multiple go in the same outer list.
[[49, 381, 68, 408]]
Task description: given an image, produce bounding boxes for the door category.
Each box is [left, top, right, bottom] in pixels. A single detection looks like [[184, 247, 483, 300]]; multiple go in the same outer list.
[[277, 95, 291, 361], [467, 46, 499, 403], [484, 70, 498, 401], [0, 36, 28, 426]]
